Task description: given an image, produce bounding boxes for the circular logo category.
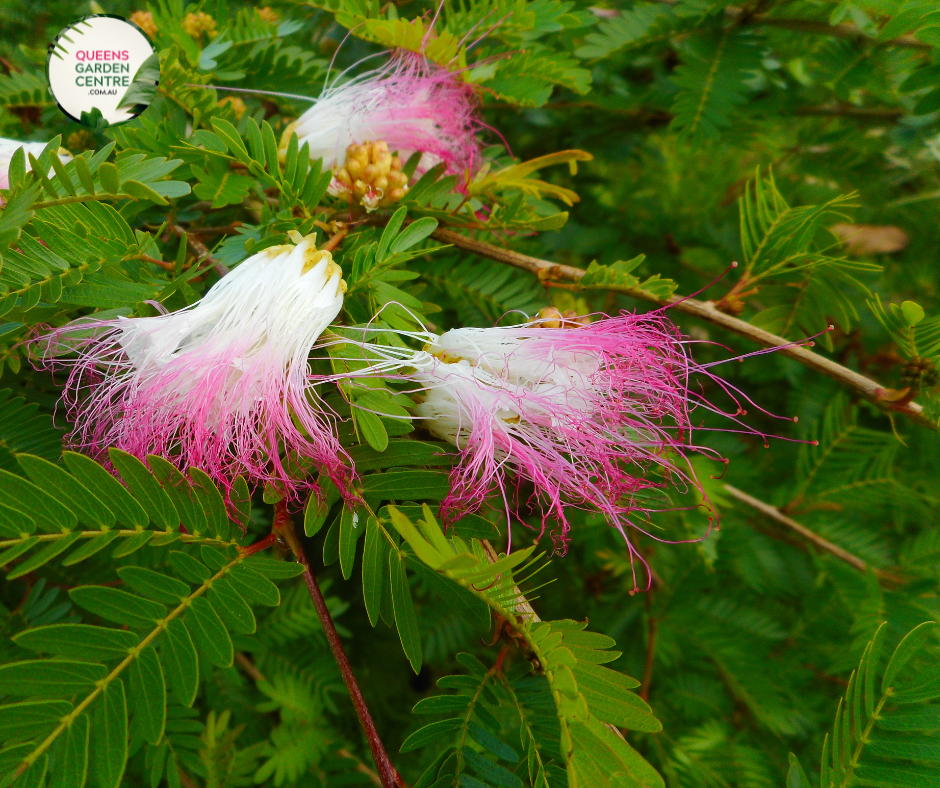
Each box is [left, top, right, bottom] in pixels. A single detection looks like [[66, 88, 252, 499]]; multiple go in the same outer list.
[[46, 15, 160, 128]]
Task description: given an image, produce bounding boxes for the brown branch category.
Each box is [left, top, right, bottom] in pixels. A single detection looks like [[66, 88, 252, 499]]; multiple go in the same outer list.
[[168, 222, 230, 277], [273, 503, 404, 788], [234, 653, 266, 684], [795, 104, 904, 119], [428, 227, 934, 431], [733, 10, 931, 50], [651, 1, 930, 50], [723, 483, 905, 584]]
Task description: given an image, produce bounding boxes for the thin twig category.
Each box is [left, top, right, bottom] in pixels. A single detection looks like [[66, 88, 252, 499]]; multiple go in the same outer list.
[[178, 768, 200, 788], [234, 653, 267, 684], [337, 748, 384, 788], [168, 222, 230, 277], [273, 503, 404, 788], [723, 483, 905, 584], [640, 592, 656, 702], [428, 227, 934, 431]]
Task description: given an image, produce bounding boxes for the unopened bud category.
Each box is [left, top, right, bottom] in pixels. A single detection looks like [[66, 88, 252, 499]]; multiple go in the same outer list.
[[537, 307, 563, 328]]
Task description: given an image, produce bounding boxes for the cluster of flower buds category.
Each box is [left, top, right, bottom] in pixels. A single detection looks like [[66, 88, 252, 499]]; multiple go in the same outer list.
[[329, 140, 409, 212], [535, 306, 592, 328]]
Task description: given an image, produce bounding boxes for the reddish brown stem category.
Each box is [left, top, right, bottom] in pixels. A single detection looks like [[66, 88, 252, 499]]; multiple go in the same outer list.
[[239, 532, 277, 557], [273, 503, 403, 788]]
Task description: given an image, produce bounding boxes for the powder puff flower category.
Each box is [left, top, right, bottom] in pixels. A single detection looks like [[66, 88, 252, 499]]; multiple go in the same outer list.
[[37, 233, 351, 497], [281, 51, 481, 178], [0, 138, 69, 190], [325, 308, 794, 588]]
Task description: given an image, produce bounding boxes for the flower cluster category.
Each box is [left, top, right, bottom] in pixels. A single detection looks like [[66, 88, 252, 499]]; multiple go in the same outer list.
[[33, 53, 792, 587]]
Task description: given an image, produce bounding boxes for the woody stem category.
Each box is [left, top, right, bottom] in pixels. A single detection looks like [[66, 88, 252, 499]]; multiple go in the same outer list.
[[273, 502, 403, 788]]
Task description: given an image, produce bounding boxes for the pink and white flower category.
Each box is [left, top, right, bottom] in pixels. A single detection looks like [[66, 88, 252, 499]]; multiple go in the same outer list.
[[37, 233, 350, 496], [285, 51, 481, 177], [327, 310, 792, 588]]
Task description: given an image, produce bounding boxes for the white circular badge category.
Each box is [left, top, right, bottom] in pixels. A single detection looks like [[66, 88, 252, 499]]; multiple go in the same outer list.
[[46, 15, 159, 128]]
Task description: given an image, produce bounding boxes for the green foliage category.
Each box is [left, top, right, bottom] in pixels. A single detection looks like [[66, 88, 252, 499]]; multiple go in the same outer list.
[[1, 1, 940, 786]]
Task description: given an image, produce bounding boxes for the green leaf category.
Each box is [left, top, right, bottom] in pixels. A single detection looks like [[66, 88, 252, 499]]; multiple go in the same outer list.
[[93, 679, 128, 788], [69, 586, 166, 629], [0, 468, 76, 533], [0, 660, 106, 699], [147, 456, 207, 537], [185, 596, 234, 668], [188, 468, 231, 542], [574, 662, 661, 731], [389, 550, 422, 673], [228, 563, 280, 607], [208, 578, 256, 634], [117, 566, 191, 605], [121, 179, 169, 205], [363, 470, 451, 501], [399, 719, 462, 753], [0, 699, 71, 740], [377, 206, 408, 261], [111, 530, 153, 557], [244, 556, 305, 580], [16, 454, 114, 528], [62, 530, 122, 566], [7, 532, 83, 579], [901, 300, 926, 326], [62, 452, 148, 530], [108, 449, 179, 530], [128, 646, 165, 745], [883, 621, 937, 692], [98, 162, 120, 194], [48, 713, 89, 788], [354, 405, 389, 451], [304, 477, 340, 537], [13, 624, 138, 662], [162, 619, 199, 707], [363, 515, 387, 628], [339, 506, 366, 580], [348, 441, 455, 471], [462, 749, 523, 788], [389, 217, 438, 255], [168, 550, 212, 584]]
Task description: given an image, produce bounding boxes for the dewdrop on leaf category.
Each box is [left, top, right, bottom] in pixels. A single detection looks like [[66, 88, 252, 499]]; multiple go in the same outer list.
[[36, 234, 351, 498]]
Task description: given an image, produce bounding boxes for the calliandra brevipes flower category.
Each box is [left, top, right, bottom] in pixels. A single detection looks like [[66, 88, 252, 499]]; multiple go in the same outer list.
[[35, 232, 351, 497], [323, 307, 806, 589], [279, 51, 481, 200]]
